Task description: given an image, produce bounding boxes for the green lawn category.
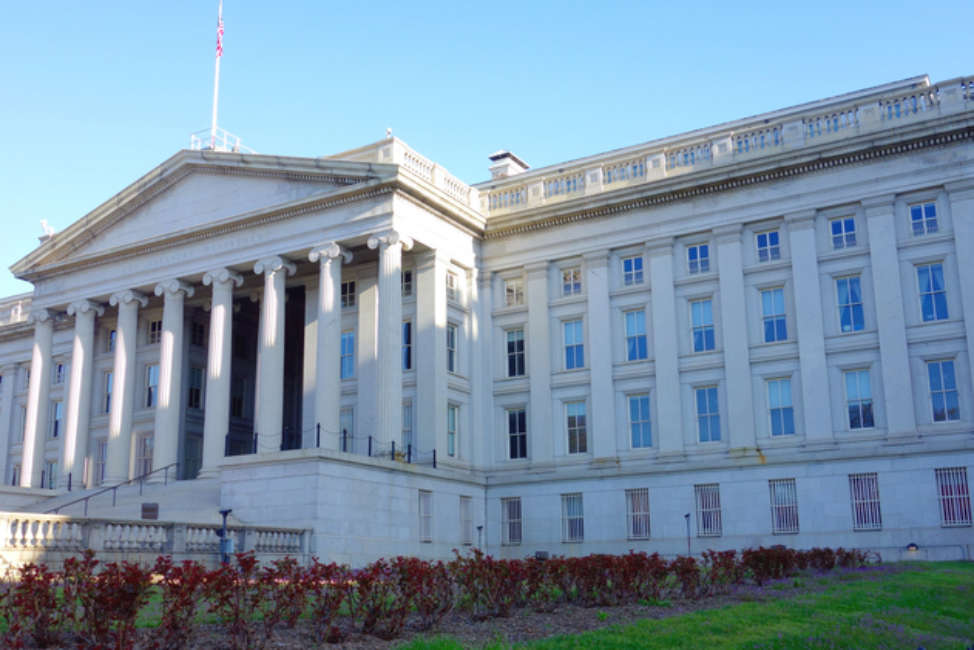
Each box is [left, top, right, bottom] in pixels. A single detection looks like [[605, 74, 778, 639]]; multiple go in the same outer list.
[[402, 562, 974, 649]]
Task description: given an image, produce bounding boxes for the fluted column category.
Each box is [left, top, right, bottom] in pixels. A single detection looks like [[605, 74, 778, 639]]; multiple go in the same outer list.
[[647, 239, 682, 457], [367, 230, 413, 449], [0, 364, 16, 485], [200, 269, 243, 477], [253, 256, 296, 453], [64, 300, 103, 488], [152, 280, 194, 478], [21, 309, 54, 487], [309, 242, 352, 450], [106, 290, 147, 484]]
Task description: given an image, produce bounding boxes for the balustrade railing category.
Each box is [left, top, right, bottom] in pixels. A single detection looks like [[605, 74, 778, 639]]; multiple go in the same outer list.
[[45, 462, 179, 515], [604, 157, 647, 185]]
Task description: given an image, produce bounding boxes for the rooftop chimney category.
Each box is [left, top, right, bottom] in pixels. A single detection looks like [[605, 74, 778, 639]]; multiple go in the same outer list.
[[488, 150, 529, 179]]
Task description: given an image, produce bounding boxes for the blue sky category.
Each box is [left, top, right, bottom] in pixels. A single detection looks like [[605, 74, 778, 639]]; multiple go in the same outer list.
[[1, 1, 970, 297]]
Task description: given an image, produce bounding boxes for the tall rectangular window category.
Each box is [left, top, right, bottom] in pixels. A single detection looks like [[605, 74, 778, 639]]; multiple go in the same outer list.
[[756, 230, 781, 262], [622, 256, 644, 285], [562, 267, 582, 295], [566, 401, 587, 454], [769, 478, 799, 534], [696, 386, 720, 442], [626, 488, 650, 540], [561, 493, 584, 542], [19, 406, 26, 441], [401, 270, 413, 297], [402, 321, 412, 370], [136, 434, 153, 477], [691, 299, 715, 352], [44, 460, 58, 489], [145, 364, 159, 408], [761, 288, 787, 342], [563, 320, 584, 369], [341, 281, 355, 308], [628, 394, 652, 448], [845, 370, 874, 429], [230, 377, 246, 418], [340, 407, 354, 452], [148, 320, 163, 345], [935, 467, 972, 527], [191, 322, 206, 347], [446, 323, 458, 373], [507, 408, 527, 459], [504, 278, 524, 306], [419, 490, 433, 542], [460, 496, 473, 545], [830, 217, 856, 249], [506, 329, 525, 377], [10, 464, 20, 487], [53, 362, 65, 385], [687, 244, 710, 274], [187, 366, 204, 409], [95, 440, 107, 486], [50, 402, 63, 439], [447, 404, 458, 457], [849, 473, 882, 530], [695, 483, 722, 537], [767, 379, 795, 436], [446, 271, 459, 302], [340, 331, 355, 379], [927, 360, 960, 422], [107, 329, 117, 353], [501, 497, 522, 545], [401, 401, 413, 450], [917, 263, 948, 322], [910, 202, 938, 236], [624, 310, 648, 361], [104, 371, 113, 414], [836, 276, 865, 333]]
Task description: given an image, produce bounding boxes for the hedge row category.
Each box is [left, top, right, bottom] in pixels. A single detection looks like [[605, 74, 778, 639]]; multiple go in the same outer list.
[[0, 545, 875, 648]]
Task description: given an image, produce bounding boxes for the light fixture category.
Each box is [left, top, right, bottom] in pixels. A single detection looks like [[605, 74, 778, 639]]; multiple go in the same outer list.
[[906, 542, 919, 552]]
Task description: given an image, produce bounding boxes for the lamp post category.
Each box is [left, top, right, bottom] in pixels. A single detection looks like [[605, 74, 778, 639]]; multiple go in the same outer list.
[[684, 513, 691, 556], [218, 508, 233, 565]]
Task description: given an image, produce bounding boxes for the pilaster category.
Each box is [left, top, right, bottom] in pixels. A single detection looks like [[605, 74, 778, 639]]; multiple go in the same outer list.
[[525, 261, 553, 464], [945, 180, 974, 396], [63, 300, 103, 487], [0, 364, 17, 485], [583, 249, 616, 459], [472, 269, 493, 469], [253, 256, 296, 454], [416, 250, 448, 458], [152, 280, 194, 479], [647, 238, 683, 458], [21, 309, 54, 488]]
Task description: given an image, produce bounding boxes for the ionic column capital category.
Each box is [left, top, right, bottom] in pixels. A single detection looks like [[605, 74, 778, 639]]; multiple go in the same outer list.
[[309, 241, 353, 264], [109, 289, 148, 308], [367, 229, 414, 252], [27, 308, 54, 325], [253, 255, 296, 277], [66, 300, 105, 317], [154, 279, 195, 299], [202, 268, 244, 288]]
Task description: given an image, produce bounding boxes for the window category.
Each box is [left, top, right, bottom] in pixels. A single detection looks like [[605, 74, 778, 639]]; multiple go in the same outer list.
[[928, 360, 960, 422], [830, 217, 856, 249], [50, 402, 63, 439], [136, 434, 153, 477], [43, 460, 58, 489], [622, 255, 644, 285], [695, 484, 722, 537], [53, 362, 65, 385], [341, 281, 355, 308], [917, 263, 948, 322], [148, 320, 163, 345], [561, 493, 584, 542], [687, 244, 710, 274], [506, 329, 525, 377], [447, 404, 458, 457], [910, 202, 938, 236], [836, 276, 864, 332], [230, 376, 246, 418], [767, 379, 795, 436], [563, 319, 584, 369], [849, 473, 882, 531], [761, 288, 787, 342], [507, 408, 527, 459], [145, 364, 159, 408], [446, 323, 458, 373], [756, 230, 781, 262], [690, 299, 715, 352], [94, 440, 107, 486], [446, 271, 459, 302], [696, 386, 720, 442], [10, 464, 20, 487], [23, 368, 30, 390], [626, 488, 650, 540], [340, 331, 354, 379], [566, 401, 587, 454], [401, 402, 413, 450], [19, 406, 26, 442], [624, 310, 648, 361], [107, 329, 117, 353], [935, 467, 972, 527], [845, 370, 874, 429], [504, 278, 524, 306], [402, 321, 412, 371], [103, 372, 113, 414], [340, 407, 354, 452], [501, 497, 522, 545], [419, 490, 433, 542], [191, 322, 206, 347], [628, 394, 652, 448], [460, 496, 473, 545], [769, 478, 799, 534], [401, 270, 413, 297], [562, 267, 582, 295], [187, 366, 204, 409]]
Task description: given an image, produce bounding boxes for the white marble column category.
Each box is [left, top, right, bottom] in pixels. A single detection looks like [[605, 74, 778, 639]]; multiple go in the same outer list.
[[309, 242, 352, 451], [367, 230, 413, 450], [63, 300, 103, 488], [106, 290, 148, 484], [525, 261, 553, 463], [648, 239, 683, 457], [946, 181, 974, 395], [416, 250, 448, 456], [584, 250, 616, 459], [864, 195, 916, 439], [200, 269, 243, 477], [152, 280, 194, 478], [253, 256, 296, 453], [471, 268, 492, 469], [21, 309, 54, 488], [0, 364, 16, 485], [786, 210, 833, 445]]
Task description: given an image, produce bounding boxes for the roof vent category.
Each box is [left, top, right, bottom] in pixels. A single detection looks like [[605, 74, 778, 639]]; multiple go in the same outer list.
[[488, 150, 529, 179]]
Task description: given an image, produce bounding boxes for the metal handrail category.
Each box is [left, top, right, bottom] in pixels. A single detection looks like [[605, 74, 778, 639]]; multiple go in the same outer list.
[[45, 462, 180, 516]]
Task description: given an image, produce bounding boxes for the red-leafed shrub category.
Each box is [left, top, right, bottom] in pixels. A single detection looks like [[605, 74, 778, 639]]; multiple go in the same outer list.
[[701, 549, 741, 595], [524, 557, 560, 612], [669, 555, 701, 599], [260, 556, 314, 631], [84, 560, 155, 649], [204, 552, 273, 649], [836, 547, 871, 568], [741, 545, 800, 585], [307, 560, 353, 643], [0, 562, 63, 648], [396, 557, 454, 630], [625, 551, 673, 601], [347, 558, 411, 639], [805, 547, 836, 571], [148, 556, 209, 650], [450, 549, 525, 619]]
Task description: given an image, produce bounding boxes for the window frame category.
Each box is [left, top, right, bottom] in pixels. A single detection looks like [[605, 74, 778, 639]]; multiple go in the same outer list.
[[561, 267, 582, 296], [187, 366, 204, 410], [506, 328, 526, 378], [694, 483, 722, 537], [844, 369, 874, 430], [402, 321, 412, 371], [561, 492, 584, 542], [446, 322, 458, 373], [755, 229, 782, 263], [627, 393, 652, 448], [401, 401, 413, 451], [566, 401, 588, 454], [419, 490, 433, 542], [148, 319, 163, 345], [135, 433, 153, 477], [829, 216, 857, 250], [760, 287, 787, 343], [695, 385, 720, 443], [144, 364, 159, 409], [340, 281, 356, 308], [50, 401, 63, 439], [767, 378, 795, 437], [836, 275, 865, 333], [501, 497, 522, 545], [460, 495, 473, 545], [910, 201, 938, 236], [446, 271, 459, 303], [916, 262, 948, 322], [504, 277, 524, 306], [447, 403, 459, 457], [103, 371, 113, 414], [927, 359, 960, 423], [935, 467, 972, 527], [401, 270, 413, 297], [340, 330, 355, 379], [624, 309, 648, 361], [690, 298, 715, 352], [563, 319, 585, 370], [626, 488, 650, 540], [849, 472, 882, 531], [507, 407, 527, 460], [769, 478, 799, 534], [687, 243, 710, 274], [621, 255, 644, 286]]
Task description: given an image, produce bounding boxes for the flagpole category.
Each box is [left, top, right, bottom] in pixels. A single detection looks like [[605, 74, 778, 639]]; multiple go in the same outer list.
[[210, 0, 224, 149]]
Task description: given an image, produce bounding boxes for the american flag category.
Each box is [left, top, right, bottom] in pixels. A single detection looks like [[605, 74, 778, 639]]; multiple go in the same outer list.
[[215, 8, 224, 57]]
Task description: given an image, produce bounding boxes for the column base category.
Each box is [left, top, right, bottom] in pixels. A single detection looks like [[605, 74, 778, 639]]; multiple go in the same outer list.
[[196, 467, 222, 480]]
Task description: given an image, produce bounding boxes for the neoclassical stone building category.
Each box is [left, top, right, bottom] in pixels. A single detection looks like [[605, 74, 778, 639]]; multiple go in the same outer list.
[[1, 74, 973, 564]]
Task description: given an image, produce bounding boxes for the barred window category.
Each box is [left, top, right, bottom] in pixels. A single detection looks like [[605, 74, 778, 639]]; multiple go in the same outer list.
[[694, 483, 722, 537], [460, 496, 473, 545], [935, 467, 972, 527], [626, 488, 650, 540], [769, 478, 799, 534], [419, 490, 433, 542], [561, 493, 584, 542], [501, 497, 522, 545], [849, 473, 882, 530]]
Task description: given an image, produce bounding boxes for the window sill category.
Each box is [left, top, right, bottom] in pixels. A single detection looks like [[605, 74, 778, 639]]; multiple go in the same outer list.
[[610, 284, 648, 298], [674, 271, 718, 286]]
